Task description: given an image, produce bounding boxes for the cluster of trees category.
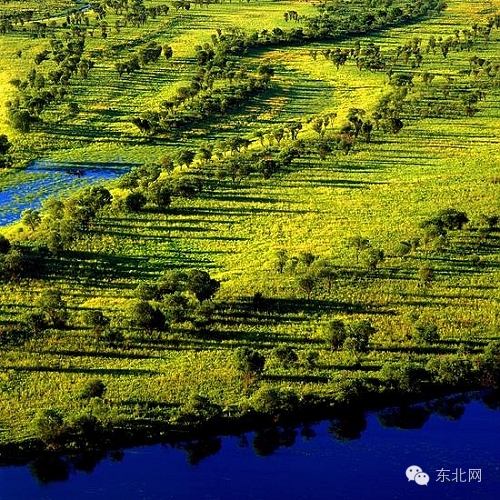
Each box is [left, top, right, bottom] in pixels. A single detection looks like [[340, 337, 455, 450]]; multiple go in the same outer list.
[[306, 0, 445, 39], [0, 134, 12, 168], [0, 235, 43, 284], [310, 41, 386, 72], [383, 16, 500, 121], [130, 269, 220, 335], [8, 28, 93, 131], [419, 208, 469, 249], [92, 0, 170, 27], [267, 206, 490, 303], [20, 185, 113, 254], [133, 40, 275, 135], [324, 319, 376, 353], [117, 160, 204, 212], [206, 0, 445, 57], [0, 5, 39, 35], [115, 41, 171, 77]]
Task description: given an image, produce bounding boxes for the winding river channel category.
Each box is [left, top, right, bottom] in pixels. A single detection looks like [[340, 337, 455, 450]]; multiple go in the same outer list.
[[0, 393, 499, 500]]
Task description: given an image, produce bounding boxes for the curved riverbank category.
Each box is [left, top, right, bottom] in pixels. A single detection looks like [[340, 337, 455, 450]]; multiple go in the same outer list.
[[1, 385, 496, 467], [1, 390, 499, 500]]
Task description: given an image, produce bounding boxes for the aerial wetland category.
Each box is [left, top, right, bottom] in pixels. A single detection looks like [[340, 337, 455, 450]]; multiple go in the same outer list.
[[1, 0, 500, 498]]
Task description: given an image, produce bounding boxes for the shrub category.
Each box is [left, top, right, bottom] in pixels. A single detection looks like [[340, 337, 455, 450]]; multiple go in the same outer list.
[[124, 191, 147, 212], [273, 345, 298, 367], [0, 235, 11, 254], [251, 387, 299, 416], [31, 409, 65, 443], [412, 322, 440, 343], [343, 320, 376, 353], [79, 378, 106, 399], [418, 265, 434, 285], [234, 347, 265, 375], [180, 394, 222, 423], [380, 361, 429, 393], [324, 319, 346, 350], [427, 356, 475, 386]]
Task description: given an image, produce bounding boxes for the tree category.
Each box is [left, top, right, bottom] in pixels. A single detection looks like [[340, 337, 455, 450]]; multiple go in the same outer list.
[[162, 292, 190, 323], [393, 241, 411, 258], [124, 191, 147, 212], [276, 249, 287, 273], [21, 209, 41, 231], [79, 378, 106, 399], [343, 320, 376, 353], [0, 235, 11, 254], [418, 265, 434, 285], [129, 300, 166, 334], [380, 361, 429, 393], [9, 109, 34, 133], [2, 248, 24, 281], [478, 341, 500, 386], [324, 319, 347, 350], [234, 347, 265, 375], [437, 208, 469, 230], [0, 134, 11, 167], [0, 134, 11, 155], [147, 180, 172, 211], [360, 247, 384, 270], [297, 273, 316, 300], [299, 252, 316, 267], [82, 310, 110, 341], [273, 345, 298, 367], [347, 236, 370, 263], [427, 355, 474, 386], [251, 387, 299, 417], [163, 44, 173, 60], [177, 149, 196, 168], [157, 270, 188, 297], [185, 269, 220, 302], [479, 214, 499, 230], [79, 186, 112, 214], [412, 321, 439, 344], [37, 289, 68, 328]]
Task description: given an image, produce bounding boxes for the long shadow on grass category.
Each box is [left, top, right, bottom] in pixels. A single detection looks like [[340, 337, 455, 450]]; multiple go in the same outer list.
[[2, 366, 160, 375], [40, 249, 214, 286], [262, 374, 330, 384], [214, 296, 390, 328], [41, 349, 162, 360]]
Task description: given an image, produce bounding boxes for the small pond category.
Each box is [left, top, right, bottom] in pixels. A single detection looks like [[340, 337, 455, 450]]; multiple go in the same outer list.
[[0, 161, 128, 227], [0, 392, 499, 499]]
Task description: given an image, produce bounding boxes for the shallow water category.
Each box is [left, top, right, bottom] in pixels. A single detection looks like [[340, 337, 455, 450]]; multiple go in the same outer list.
[[0, 393, 499, 500], [0, 161, 128, 227]]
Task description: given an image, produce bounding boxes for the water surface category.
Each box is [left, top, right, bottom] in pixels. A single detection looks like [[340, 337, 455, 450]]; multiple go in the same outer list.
[[0, 393, 499, 500], [0, 161, 128, 227]]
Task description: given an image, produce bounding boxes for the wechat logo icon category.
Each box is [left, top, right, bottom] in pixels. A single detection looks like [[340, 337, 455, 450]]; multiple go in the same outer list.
[[406, 465, 430, 486]]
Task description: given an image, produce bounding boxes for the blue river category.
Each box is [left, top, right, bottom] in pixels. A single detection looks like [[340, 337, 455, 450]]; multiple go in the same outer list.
[[0, 393, 499, 500]]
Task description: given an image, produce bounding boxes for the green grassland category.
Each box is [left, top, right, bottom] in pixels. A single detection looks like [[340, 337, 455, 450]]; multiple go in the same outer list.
[[1, 0, 500, 449]]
